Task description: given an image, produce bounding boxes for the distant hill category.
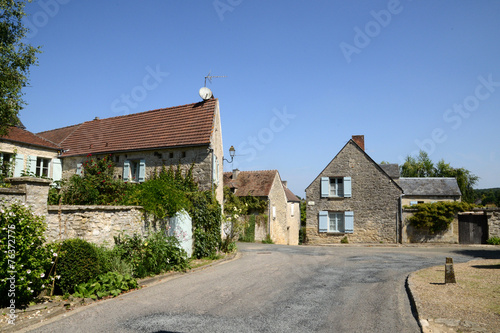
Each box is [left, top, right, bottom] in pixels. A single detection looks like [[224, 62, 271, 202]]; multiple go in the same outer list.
[[473, 188, 500, 207]]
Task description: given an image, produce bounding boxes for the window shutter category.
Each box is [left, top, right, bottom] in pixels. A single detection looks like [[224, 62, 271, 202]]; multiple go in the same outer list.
[[13, 154, 24, 177], [138, 159, 146, 182], [319, 211, 328, 233], [343, 177, 352, 198], [52, 158, 62, 182], [123, 160, 130, 181], [76, 163, 83, 176], [344, 211, 354, 233], [410, 201, 418, 206], [321, 177, 330, 198], [28, 155, 37, 174]]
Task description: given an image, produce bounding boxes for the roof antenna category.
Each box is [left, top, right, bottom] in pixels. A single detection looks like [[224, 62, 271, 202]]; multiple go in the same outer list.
[[199, 71, 226, 100]]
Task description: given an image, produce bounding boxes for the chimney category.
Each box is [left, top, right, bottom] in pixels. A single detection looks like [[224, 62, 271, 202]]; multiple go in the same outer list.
[[352, 135, 365, 151], [232, 169, 239, 180], [282, 181, 288, 188]]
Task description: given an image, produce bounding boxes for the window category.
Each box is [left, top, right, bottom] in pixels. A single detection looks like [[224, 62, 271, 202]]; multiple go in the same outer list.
[[321, 177, 352, 198], [123, 159, 145, 182], [319, 211, 354, 233], [0, 153, 12, 177], [35, 157, 50, 177]]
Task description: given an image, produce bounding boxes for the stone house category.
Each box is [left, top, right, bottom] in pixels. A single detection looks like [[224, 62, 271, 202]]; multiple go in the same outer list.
[[305, 136, 403, 244], [36, 98, 225, 205], [224, 169, 301, 245], [0, 124, 62, 181], [399, 177, 461, 206]]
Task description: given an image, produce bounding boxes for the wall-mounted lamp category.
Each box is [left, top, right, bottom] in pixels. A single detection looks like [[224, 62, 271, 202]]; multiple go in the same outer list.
[[223, 145, 236, 163]]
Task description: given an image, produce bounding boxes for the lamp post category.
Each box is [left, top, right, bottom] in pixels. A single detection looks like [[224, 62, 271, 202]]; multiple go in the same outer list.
[[223, 146, 235, 163]]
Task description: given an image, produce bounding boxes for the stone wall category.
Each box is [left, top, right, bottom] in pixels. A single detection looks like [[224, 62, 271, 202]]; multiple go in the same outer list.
[[45, 205, 145, 245], [484, 209, 500, 239], [0, 141, 59, 178], [287, 201, 301, 246], [268, 173, 289, 245], [306, 141, 403, 244], [401, 209, 459, 243]]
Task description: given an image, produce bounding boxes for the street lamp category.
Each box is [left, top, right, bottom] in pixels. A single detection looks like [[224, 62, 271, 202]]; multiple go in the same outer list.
[[223, 145, 235, 163]]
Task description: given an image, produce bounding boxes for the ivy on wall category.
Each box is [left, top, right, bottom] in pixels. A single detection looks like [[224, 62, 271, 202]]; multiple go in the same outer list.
[[406, 201, 474, 234]]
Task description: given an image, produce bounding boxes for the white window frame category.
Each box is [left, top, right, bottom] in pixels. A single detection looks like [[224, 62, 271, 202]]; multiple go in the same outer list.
[[35, 157, 50, 178], [321, 176, 352, 198], [329, 178, 344, 197], [328, 212, 344, 232], [319, 210, 354, 233]]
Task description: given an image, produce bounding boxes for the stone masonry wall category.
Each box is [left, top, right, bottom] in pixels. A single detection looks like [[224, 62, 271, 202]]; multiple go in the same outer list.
[[485, 209, 500, 239], [45, 205, 144, 246], [401, 209, 459, 243], [306, 141, 403, 244], [268, 173, 289, 245]]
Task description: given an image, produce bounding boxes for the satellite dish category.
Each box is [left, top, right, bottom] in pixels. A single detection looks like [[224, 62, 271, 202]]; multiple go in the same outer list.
[[199, 87, 213, 100]]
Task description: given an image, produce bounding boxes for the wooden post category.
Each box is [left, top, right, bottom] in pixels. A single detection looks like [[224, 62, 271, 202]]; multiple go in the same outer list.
[[445, 257, 456, 284]]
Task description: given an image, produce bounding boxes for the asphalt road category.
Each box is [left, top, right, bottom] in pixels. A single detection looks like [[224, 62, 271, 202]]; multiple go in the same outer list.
[[27, 243, 500, 333]]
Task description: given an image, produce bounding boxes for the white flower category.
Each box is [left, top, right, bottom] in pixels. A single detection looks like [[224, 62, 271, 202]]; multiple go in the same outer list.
[[56, 275, 61, 280], [20, 277, 24, 281], [41, 284, 45, 288], [53, 253, 58, 257], [27, 269, 31, 274], [40, 273, 45, 278]]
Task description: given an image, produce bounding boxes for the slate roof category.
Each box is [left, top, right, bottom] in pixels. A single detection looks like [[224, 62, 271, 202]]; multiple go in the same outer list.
[[1, 126, 60, 150], [399, 177, 462, 197], [37, 99, 218, 157], [379, 163, 400, 179], [223, 170, 278, 197]]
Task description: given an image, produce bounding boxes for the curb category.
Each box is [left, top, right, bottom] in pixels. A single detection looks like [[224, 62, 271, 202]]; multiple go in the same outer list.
[[406, 273, 427, 333]]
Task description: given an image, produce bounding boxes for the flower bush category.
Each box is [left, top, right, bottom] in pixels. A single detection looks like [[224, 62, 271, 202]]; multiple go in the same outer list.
[[0, 202, 53, 308]]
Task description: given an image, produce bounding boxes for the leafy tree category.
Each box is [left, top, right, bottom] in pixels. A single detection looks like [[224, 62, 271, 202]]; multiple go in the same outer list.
[[400, 150, 479, 203], [0, 0, 41, 136]]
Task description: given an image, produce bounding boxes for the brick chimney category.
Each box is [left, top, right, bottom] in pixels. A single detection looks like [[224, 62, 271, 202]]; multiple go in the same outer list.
[[352, 135, 365, 151], [232, 169, 239, 180]]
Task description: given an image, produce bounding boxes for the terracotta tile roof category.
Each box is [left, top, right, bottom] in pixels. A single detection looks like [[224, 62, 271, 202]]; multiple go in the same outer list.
[[283, 186, 300, 202], [1, 126, 60, 150], [37, 99, 218, 157], [223, 170, 278, 197]]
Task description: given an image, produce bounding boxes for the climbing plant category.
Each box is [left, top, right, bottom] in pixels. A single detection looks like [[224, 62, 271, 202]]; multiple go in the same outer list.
[[406, 201, 474, 234]]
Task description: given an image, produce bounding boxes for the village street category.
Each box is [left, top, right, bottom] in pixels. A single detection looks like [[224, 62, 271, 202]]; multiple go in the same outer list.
[[26, 243, 499, 333]]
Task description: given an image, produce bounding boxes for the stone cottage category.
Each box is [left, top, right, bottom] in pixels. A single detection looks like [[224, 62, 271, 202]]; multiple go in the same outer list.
[[36, 98, 225, 205], [305, 135, 403, 244], [0, 124, 62, 182], [224, 169, 301, 245]]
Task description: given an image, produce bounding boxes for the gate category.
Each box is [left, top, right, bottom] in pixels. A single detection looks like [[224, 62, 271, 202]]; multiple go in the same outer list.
[[458, 212, 488, 244]]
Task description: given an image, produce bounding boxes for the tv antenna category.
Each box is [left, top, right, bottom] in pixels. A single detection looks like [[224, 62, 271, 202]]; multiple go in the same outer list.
[[204, 71, 226, 87]]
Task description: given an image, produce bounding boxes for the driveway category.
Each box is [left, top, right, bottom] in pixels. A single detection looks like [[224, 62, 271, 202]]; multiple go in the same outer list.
[[26, 243, 499, 333]]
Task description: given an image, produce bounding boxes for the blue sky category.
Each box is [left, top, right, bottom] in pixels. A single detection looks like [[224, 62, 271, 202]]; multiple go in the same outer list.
[[20, 0, 500, 197]]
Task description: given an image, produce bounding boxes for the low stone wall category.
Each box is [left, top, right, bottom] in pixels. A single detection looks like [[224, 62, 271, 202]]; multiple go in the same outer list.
[[45, 205, 145, 246], [402, 209, 459, 244], [484, 208, 500, 239]]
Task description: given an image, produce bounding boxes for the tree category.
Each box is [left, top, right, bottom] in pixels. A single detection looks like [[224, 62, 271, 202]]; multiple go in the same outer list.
[[0, 0, 40, 136], [400, 150, 479, 203]]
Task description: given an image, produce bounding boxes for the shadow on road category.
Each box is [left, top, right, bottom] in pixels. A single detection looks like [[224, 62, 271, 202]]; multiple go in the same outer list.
[[451, 248, 500, 260]]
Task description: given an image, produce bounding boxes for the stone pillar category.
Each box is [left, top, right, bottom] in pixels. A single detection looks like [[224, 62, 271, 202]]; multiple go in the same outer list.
[[445, 257, 456, 284], [5, 177, 52, 216]]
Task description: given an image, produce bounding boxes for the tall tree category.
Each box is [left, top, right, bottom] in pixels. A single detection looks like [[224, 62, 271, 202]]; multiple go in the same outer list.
[[0, 0, 40, 136], [400, 150, 479, 203]]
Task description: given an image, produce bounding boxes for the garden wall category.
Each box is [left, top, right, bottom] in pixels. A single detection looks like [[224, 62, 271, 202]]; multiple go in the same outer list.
[[401, 208, 459, 243]]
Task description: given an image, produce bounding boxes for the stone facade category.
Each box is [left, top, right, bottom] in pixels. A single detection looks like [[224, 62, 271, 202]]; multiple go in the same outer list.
[[305, 139, 403, 244], [286, 201, 301, 245], [268, 173, 290, 245], [485, 209, 500, 239], [0, 140, 59, 178]]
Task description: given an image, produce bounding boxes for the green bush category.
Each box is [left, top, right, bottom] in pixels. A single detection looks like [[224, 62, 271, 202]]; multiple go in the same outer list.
[[261, 234, 273, 244], [407, 201, 474, 234], [341, 236, 349, 244], [114, 231, 189, 278], [72, 271, 138, 300], [239, 215, 256, 243], [487, 237, 500, 245], [189, 191, 222, 259], [0, 202, 53, 308], [56, 239, 105, 294]]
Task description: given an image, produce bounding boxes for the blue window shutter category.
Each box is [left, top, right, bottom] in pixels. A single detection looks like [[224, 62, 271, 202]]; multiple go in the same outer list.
[[321, 177, 330, 198], [13, 154, 24, 177], [123, 160, 130, 181], [28, 155, 37, 174], [344, 211, 354, 233], [410, 201, 418, 206], [138, 159, 146, 182], [52, 158, 62, 182], [343, 177, 352, 198], [319, 211, 329, 233], [76, 163, 83, 176]]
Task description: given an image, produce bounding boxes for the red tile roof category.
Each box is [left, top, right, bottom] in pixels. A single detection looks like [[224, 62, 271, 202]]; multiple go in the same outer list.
[[37, 99, 218, 157], [223, 170, 278, 197], [283, 186, 300, 202], [1, 126, 60, 150]]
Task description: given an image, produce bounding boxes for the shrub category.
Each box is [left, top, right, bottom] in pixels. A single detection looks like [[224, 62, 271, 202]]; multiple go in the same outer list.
[[189, 191, 222, 259], [114, 231, 189, 278], [487, 237, 500, 245], [56, 238, 105, 294], [0, 202, 53, 308], [239, 215, 256, 243], [407, 201, 474, 234], [72, 272, 138, 300], [341, 236, 349, 244], [262, 234, 273, 244]]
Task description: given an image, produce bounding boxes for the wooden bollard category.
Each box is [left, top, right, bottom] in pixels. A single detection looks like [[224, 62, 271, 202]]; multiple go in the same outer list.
[[445, 257, 456, 284]]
